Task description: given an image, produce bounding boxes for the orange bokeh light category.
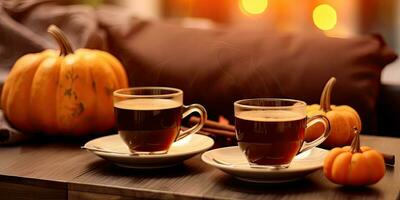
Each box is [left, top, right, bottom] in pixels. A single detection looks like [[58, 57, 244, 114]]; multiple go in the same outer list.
[[313, 4, 337, 31], [239, 0, 268, 15]]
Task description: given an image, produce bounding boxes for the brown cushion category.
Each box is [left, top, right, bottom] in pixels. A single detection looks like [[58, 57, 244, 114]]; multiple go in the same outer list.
[[0, 1, 397, 133], [116, 24, 397, 133]]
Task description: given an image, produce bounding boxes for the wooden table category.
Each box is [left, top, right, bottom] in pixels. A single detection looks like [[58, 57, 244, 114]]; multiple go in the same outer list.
[[0, 135, 399, 200]]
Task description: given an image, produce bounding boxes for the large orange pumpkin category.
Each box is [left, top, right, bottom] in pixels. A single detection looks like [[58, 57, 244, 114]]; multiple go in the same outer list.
[[306, 77, 362, 148], [1, 25, 128, 135], [323, 128, 385, 186]]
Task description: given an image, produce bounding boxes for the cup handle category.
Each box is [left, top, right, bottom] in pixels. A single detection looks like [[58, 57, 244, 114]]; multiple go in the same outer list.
[[299, 115, 331, 153], [175, 104, 207, 141]]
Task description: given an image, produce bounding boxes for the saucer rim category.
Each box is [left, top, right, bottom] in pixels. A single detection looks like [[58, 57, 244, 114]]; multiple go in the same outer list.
[[201, 146, 328, 174], [114, 162, 181, 169], [84, 134, 214, 159]]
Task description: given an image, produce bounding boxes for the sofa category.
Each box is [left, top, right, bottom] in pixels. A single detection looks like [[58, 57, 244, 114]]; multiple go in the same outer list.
[[0, 0, 398, 136]]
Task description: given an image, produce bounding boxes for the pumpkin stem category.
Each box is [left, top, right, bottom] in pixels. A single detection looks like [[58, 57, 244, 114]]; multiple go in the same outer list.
[[320, 77, 336, 112], [47, 25, 74, 56], [350, 127, 362, 153]]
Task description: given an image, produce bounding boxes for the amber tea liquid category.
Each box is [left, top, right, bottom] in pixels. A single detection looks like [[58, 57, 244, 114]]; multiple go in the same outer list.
[[235, 110, 306, 166], [114, 98, 182, 153]]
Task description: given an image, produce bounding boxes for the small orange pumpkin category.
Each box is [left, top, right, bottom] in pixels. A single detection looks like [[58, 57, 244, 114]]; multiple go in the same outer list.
[[306, 77, 362, 148], [1, 25, 128, 135], [323, 128, 385, 186]]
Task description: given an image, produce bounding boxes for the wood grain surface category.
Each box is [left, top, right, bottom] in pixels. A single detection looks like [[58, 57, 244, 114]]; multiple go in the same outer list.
[[0, 141, 101, 186], [0, 181, 66, 200], [0, 135, 399, 200]]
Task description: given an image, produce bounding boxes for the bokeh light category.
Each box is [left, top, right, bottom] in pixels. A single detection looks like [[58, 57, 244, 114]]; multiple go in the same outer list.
[[313, 4, 337, 31], [240, 0, 268, 15]]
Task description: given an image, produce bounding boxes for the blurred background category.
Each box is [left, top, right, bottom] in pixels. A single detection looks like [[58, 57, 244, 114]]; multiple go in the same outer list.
[[85, 0, 400, 84]]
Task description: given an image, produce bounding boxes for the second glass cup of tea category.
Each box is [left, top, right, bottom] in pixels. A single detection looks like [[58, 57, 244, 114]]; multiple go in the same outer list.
[[113, 87, 207, 155], [234, 98, 330, 169]]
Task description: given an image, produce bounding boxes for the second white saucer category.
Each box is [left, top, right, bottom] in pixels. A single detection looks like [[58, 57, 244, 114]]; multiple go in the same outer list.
[[201, 146, 328, 183]]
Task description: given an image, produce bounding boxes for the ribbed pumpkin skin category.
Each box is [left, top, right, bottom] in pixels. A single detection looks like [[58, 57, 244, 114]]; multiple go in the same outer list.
[[323, 146, 385, 186], [1, 48, 128, 135], [304, 77, 362, 148], [306, 105, 361, 148]]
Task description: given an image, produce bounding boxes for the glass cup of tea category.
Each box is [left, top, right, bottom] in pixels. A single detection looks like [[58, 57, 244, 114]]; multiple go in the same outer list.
[[234, 98, 330, 169], [113, 87, 207, 155]]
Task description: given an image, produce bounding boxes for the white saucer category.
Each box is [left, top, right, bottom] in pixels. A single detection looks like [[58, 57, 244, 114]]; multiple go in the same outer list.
[[84, 134, 214, 169], [201, 146, 328, 183]]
